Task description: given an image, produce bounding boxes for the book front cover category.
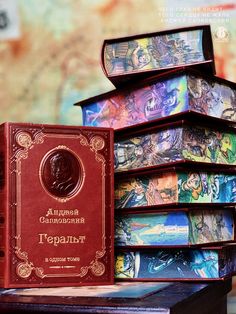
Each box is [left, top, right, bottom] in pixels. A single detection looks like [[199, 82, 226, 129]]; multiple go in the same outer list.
[[7, 123, 113, 287]]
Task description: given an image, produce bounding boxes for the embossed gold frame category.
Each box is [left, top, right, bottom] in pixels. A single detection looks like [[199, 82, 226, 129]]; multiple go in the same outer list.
[[13, 129, 107, 280]]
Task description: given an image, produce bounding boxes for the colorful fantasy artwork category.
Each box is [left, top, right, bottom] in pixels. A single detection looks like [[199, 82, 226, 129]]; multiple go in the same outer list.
[[115, 172, 178, 209], [187, 75, 236, 122], [115, 125, 236, 172], [115, 247, 236, 279], [82, 75, 188, 129], [1, 1, 236, 126], [103, 30, 204, 75], [115, 210, 234, 246], [81, 72, 236, 129], [115, 171, 236, 209]]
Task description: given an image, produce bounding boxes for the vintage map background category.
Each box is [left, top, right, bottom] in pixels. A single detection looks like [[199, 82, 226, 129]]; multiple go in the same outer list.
[[0, 0, 235, 125]]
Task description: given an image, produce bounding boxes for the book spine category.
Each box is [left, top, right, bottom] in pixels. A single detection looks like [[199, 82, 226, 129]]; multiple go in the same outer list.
[[0, 124, 7, 287]]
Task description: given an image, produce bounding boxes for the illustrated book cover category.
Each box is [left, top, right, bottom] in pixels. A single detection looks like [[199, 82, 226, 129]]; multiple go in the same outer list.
[[76, 67, 236, 130], [115, 244, 236, 281], [114, 120, 236, 173], [101, 25, 215, 86], [115, 209, 235, 247], [115, 167, 236, 209], [0, 122, 114, 288]]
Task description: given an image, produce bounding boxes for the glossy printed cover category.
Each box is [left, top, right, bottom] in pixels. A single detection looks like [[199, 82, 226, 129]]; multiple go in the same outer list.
[[101, 25, 215, 85], [115, 169, 236, 209], [0, 122, 114, 288], [77, 68, 236, 130], [115, 245, 236, 280], [114, 122, 236, 172], [115, 209, 235, 247]]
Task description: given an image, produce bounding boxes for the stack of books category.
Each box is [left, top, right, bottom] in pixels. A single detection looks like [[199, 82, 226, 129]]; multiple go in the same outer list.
[[75, 25, 236, 281]]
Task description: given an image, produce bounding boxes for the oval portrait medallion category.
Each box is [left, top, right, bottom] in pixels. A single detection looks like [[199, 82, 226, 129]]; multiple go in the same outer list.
[[40, 148, 83, 199]]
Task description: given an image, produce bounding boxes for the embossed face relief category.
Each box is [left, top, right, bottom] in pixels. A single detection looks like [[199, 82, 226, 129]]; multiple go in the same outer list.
[[40, 148, 83, 199]]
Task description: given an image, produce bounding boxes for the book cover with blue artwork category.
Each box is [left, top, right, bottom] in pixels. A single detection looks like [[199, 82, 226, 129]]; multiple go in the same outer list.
[[115, 209, 234, 247], [115, 245, 236, 280], [76, 68, 236, 130]]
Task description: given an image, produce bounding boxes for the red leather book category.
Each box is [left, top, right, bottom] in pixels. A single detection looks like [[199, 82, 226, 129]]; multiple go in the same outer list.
[[0, 122, 114, 288]]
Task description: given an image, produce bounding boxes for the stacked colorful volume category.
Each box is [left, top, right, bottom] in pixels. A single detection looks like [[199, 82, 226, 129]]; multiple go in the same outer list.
[[75, 25, 236, 281]]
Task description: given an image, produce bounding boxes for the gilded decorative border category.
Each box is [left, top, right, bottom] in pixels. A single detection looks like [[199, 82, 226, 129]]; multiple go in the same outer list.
[[13, 130, 107, 280]]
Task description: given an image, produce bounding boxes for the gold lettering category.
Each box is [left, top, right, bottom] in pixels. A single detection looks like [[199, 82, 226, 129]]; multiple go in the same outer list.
[[49, 257, 67, 262], [46, 208, 54, 216], [39, 216, 85, 224], [38, 233, 45, 244], [67, 257, 80, 262], [45, 208, 80, 217], [76, 218, 85, 224], [44, 257, 80, 263], [38, 233, 86, 246]]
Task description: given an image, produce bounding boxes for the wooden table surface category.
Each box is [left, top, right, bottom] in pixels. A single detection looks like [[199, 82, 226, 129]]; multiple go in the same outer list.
[[0, 280, 232, 314]]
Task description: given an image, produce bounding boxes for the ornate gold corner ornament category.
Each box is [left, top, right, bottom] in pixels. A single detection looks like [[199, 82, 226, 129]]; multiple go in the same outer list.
[[91, 261, 105, 277], [78, 134, 105, 160], [90, 136, 105, 151], [15, 131, 44, 152], [15, 238, 45, 279], [16, 132, 33, 149], [16, 262, 33, 279]]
